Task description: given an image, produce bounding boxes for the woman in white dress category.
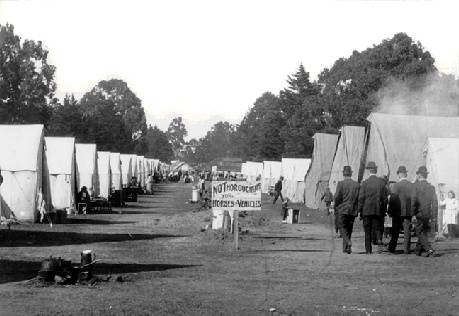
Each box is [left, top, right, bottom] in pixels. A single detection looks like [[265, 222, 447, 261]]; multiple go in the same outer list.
[[439, 191, 459, 238]]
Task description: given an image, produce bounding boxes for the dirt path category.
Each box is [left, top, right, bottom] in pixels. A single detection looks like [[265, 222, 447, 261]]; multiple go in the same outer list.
[[0, 182, 458, 315]]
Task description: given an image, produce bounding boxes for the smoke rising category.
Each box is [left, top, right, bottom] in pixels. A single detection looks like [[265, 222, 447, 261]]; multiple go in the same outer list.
[[375, 73, 459, 116]]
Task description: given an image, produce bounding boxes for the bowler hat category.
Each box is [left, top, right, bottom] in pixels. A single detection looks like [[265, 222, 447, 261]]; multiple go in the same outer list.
[[396, 166, 407, 174], [342, 166, 352, 176], [416, 166, 429, 175], [366, 161, 377, 170]]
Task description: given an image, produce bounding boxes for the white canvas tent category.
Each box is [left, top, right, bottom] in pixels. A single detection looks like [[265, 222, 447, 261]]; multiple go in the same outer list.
[[120, 154, 132, 187], [0, 124, 50, 222], [138, 156, 145, 188], [97, 151, 111, 198], [240, 163, 247, 176], [130, 155, 138, 181], [45, 137, 76, 212], [261, 161, 281, 194], [241, 161, 263, 182], [423, 138, 459, 231], [329, 126, 366, 194], [75, 144, 99, 196], [304, 133, 339, 209], [153, 159, 160, 173], [145, 158, 152, 177], [110, 153, 122, 190], [365, 113, 459, 182], [281, 158, 311, 203]]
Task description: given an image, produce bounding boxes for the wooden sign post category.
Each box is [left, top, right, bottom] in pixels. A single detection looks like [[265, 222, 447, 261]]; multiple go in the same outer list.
[[234, 210, 239, 250], [211, 181, 261, 251]]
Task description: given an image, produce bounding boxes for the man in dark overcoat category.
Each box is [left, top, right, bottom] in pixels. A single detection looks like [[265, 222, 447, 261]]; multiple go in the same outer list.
[[387, 166, 413, 254], [411, 166, 438, 257], [334, 166, 360, 254], [358, 161, 388, 254]]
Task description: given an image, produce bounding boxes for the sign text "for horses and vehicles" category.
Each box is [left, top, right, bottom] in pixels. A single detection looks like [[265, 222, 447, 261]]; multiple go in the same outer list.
[[211, 181, 261, 211]]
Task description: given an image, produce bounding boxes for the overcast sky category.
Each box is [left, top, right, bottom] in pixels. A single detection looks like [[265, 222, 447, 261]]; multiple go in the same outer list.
[[1, 0, 458, 139]]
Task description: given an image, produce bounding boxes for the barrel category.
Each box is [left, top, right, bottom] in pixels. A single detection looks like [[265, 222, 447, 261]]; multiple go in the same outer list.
[[192, 188, 199, 203], [81, 250, 93, 266]]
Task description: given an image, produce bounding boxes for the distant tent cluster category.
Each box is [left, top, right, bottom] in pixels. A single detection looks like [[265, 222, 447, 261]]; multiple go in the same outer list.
[[0, 124, 169, 223], [237, 112, 459, 229]]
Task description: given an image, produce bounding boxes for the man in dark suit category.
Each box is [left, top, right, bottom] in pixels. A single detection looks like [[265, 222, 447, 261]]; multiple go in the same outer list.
[[358, 161, 388, 254], [273, 176, 284, 204], [387, 166, 413, 254], [334, 166, 360, 254], [411, 166, 437, 257]]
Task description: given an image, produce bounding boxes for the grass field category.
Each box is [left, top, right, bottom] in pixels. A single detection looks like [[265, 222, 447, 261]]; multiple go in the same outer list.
[[0, 182, 458, 315]]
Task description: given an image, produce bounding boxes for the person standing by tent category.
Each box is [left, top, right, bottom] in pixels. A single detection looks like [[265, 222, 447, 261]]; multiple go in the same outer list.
[[199, 176, 206, 199], [411, 166, 438, 257], [439, 191, 458, 239], [273, 176, 284, 204], [334, 166, 360, 254], [358, 161, 388, 254], [387, 166, 413, 254], [146, 173, 154, 194]]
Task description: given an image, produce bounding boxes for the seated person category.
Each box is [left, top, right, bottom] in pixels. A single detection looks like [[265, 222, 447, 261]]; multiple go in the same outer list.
[[130, 176, 138, 187], [77, 186, 91, 214]]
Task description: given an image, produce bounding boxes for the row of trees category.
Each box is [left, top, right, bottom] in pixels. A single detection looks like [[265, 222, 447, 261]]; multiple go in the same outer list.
[[0, 23, 175, 162], [3, 22, 458, 165], [186, 32, 459, 163]]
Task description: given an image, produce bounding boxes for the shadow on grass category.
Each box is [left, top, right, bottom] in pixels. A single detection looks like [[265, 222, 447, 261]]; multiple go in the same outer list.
[[0, 260, 200, 284], [115, 210, 167, 215], [119, 204, 155, 209], [0, 230, 184, 247], [0, 260, 40, 284], [65, 218, 136, 225], [253, 236, 324, 241], [245, 249, 328, 253], [151, 188, 176, 194], [93, 262, 201, 275]]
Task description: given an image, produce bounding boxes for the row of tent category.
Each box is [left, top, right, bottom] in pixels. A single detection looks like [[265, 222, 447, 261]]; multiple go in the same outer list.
[[242, 159, 311, 204], [0, 124, 169, 223], [241, 113, 459, 216]]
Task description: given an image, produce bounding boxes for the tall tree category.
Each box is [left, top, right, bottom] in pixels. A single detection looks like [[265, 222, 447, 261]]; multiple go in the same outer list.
[[79, 79, 147, 152], [47, 94, 86, 140], [79, 79, 147, 140], [82, 99, 132, 152], [0, 23, 57, 125], [167, 116, 188, 154], [279, 65, 323, 157], [319, 32, 437, 127], [196, 121, 235, 162], [234, 92, 285, 160], [144, 125, 174, 163]]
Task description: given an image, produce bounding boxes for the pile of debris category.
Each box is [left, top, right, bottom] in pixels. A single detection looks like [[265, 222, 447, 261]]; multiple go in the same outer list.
[[34, 250, 105, 286]]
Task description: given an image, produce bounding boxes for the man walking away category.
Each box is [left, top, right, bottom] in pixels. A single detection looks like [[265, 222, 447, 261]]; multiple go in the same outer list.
[[273, 176, 284, 204], [411, 166, 438, 257], [334, 166, 360, 254], [358, 161, 388, 254], [388, 166, 413, 254]]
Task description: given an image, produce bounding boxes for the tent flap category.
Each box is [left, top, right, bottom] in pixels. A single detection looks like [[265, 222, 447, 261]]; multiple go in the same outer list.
[[304, 133, 339, 209], [329, 126, 366, 195]]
